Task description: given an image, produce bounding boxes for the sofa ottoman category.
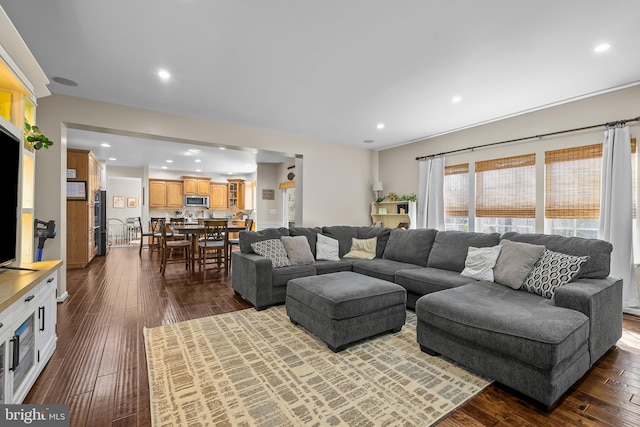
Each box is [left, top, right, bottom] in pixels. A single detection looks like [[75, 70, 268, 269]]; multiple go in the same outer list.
[[286, 271, 407, 352]]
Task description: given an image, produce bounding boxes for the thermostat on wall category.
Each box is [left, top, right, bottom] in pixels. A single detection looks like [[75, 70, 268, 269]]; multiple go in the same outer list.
[[67, 168, 77, 179]]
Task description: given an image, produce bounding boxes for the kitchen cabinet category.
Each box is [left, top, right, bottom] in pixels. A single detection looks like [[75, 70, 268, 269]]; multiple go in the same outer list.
[[210, 182, 228, 209], [149, 179, 183, 208], [183, 176, 211, 196], [0, 261, 61, 403], [67, 149, 102, 269], [228, 179, 245, 210]]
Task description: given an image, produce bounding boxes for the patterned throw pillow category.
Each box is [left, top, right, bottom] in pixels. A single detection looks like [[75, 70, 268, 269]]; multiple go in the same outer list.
[[521, 249, 589, 299], [251, 239, 292, 268]]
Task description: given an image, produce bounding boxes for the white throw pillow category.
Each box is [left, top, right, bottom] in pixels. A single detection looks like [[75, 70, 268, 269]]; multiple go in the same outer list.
[[460, 245, 503, 282], [316, 234, 340, 261]]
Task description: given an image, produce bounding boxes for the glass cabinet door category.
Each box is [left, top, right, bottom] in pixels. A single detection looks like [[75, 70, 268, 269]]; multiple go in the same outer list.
[[0, 340, 5, 403], [11, 313, 35, 394]]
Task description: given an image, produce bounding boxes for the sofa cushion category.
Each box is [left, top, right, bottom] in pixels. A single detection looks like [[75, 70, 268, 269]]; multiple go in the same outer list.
[[427, 231, 501, 272], [280, 235, 315, 265], [353, 259, 422, 283], [521, 250, 590, 299], [382, 228, 437, 267], [501, 232, 612, 279], [416, 282, 589, 370], [461, 246, 502, 281], [314, 259, 358, 275], [316, 234, 340, 261], [250, 239, 291, 268], [395, 268, 476, 295], [322, 226, 359, 258], [272, 264, 317, 287], [493, 240, 546, 289], [289, 227, 322, 257], [240, 228, 290, 254], [356, 227, 392, 258], [344, 237, 377, 260]]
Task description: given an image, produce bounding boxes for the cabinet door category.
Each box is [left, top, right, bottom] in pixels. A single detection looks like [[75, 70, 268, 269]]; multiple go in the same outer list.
[[0, 326, 8, 403], [166, 181, 183, 208], [210, 183, 227, 209], [183, 178, 197, 195], [11, 310, 37, 403], [197, 179, 210, 196], [36, 273, 57, 366], [149, 180, 167, 207]]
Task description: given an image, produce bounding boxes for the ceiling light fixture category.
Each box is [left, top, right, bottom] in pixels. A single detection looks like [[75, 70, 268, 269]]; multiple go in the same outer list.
[[166, 160, 173, 163], [52, 76, 79, 86], [158, 69, 171, 81], [377, 123, 385, 130], [594, 43, 611, 53], [101, 143, 111, 147], [363, 140, 375, 144], [187, 148, 201, 153], [195, 159, 202, 163], [219, 147, 226, 150], [451, 95, 462, 103], [196, 169, 202, 173], [109, 157, 116, 161], [161, 166, 168, 170]]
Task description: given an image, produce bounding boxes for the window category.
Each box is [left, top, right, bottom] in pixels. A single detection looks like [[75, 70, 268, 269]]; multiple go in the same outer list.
[[475, 154, 536, 233], [545, 144, 602, 238], [444, 163, 469, 231]]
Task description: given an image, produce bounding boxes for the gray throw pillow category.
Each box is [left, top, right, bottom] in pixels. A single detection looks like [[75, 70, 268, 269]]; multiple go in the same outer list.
[[280, 236, 315, 265], [493, 240, 545, 289], [316, 234, 340, 261], [460, 245, 502, 282]]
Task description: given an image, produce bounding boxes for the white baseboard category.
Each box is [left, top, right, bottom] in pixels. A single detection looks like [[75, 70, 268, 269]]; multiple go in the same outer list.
[[623, 306, 640, 316], [57, 291, 69, 303]]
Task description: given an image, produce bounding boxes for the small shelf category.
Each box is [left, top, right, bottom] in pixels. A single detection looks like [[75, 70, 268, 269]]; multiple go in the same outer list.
[[371, 201, 416, 229]]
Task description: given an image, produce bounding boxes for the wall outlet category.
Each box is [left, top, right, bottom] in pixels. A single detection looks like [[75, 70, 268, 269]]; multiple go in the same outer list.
[[269, 209, 277, 215]]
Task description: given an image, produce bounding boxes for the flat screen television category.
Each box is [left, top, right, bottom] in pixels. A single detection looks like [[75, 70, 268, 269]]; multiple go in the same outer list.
[[0, 123, 19, 268]]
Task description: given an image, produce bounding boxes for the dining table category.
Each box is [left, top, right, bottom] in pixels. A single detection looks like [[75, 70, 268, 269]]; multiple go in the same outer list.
[[170, 223, 247, 273]]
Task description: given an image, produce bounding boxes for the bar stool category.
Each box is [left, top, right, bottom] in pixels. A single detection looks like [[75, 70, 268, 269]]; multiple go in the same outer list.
[[159, 219, 191, 275], [198, 219, 228, 275]]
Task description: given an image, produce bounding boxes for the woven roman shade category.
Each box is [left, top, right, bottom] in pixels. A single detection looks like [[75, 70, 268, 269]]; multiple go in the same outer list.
[[545, 144, 602, 219], [476, 154, 536, 218], [444, 163, 469, 217]]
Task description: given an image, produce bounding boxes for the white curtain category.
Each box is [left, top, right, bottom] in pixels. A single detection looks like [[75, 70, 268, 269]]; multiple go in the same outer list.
[[599, 125, 640, 309], [418, 156, 445, 229]]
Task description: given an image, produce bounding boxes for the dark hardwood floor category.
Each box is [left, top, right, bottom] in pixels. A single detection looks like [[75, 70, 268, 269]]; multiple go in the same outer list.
[[24, 246, 640, 426]]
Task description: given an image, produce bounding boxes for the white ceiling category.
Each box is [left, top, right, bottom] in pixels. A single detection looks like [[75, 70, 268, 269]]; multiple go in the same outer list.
[[3, 1, 640, 165]]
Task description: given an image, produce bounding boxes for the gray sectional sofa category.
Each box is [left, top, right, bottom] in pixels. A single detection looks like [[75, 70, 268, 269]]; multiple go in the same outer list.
[[231, 226, 623, 409]]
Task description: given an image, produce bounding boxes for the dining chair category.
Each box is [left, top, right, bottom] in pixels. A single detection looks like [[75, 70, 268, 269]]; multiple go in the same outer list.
[[198, 219, 228, 275], [227, 219, 253, 266], [137, 216, 155, 257], [169, 217, 187, 240], [159, 219, 191, 276]]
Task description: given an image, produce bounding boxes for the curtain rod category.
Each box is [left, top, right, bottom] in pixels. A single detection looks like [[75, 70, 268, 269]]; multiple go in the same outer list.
[[415, 116, 640, 161]]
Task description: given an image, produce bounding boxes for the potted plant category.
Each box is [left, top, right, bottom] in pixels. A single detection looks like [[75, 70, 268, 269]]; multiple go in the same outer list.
[[25, 120, 54, 150]]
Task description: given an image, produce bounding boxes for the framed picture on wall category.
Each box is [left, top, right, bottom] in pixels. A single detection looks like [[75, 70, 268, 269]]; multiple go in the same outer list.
[[127, 197, 137, 208], [113, 196, 125, 208], [67, 181, 87, 201]]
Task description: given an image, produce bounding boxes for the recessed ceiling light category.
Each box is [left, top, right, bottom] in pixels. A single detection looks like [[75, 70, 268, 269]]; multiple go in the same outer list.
[[109, 157, 116, 161], [252, 150, 258, 154], [363, 140, 375, 144], [377, 123, 385, 130], [451, 95, 462, 103], [195, 159, 202, 163], [228, 172, 233, 175], [161, 166, 168, 170], [196, 169, 202, 173], [219, 147, 226, 150], [187, 148, 201, 153], [166, 160, 173, 163], [101, 143, 111, 147], [158, 69, 171, 81], [52, 76, 79, 86], [594, 43, 611, 53]]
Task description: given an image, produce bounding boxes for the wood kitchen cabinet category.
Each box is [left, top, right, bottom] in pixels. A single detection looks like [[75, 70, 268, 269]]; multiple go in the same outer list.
[[228, 179, 245, 209], [183, 176, 211, 196], [210, 182, 228, 209], [67, 149, 102, 269], [149, 179, 183, 208]]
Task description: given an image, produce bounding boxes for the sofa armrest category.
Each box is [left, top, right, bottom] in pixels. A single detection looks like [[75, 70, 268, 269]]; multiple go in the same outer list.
[[553, 276, 623, 365], [231, 252, 274, 310]]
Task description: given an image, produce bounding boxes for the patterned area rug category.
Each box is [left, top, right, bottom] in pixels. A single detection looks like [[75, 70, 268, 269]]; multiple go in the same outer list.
[[144, 306, 490, 426]]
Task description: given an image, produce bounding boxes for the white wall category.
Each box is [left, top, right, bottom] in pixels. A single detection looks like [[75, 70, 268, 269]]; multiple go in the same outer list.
[[106, 177, 142, 224], [256, 163, 281, 229], [379, 85, 640, 198], [33, 94, 376, 296]]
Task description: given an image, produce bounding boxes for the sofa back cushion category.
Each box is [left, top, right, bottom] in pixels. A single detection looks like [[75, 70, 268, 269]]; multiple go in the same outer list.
[[356, 227, 392, 258], [500, 232, 612, 278], [322, 226, 359, 258], [239, 228, 290, 254], [427, 231, 501, 272], [289, 227, 322, 257], [382, 228, 437, 267]]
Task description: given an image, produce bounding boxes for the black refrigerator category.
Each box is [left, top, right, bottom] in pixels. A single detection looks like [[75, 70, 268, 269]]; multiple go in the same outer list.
[[95, 190, 108, 256]]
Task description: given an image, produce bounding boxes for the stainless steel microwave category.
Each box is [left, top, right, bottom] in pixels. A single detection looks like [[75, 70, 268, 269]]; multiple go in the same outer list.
[[184, 195, 209, 207]]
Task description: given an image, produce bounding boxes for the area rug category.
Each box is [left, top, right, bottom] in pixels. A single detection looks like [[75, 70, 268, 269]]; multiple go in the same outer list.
[[144, 306, 490, 426]]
